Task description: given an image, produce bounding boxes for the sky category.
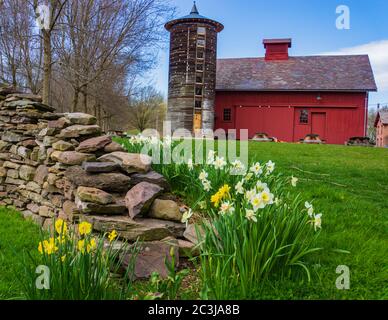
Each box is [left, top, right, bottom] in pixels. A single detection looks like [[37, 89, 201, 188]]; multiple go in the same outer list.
[[146, 0, 388, 108]]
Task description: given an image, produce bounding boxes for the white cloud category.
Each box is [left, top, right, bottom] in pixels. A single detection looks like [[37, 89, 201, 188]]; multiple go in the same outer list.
[[321, 40, 388, 92]]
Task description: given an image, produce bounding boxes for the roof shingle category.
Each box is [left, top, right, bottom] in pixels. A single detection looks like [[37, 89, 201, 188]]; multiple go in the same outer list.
[[216, 55, 377, 92]]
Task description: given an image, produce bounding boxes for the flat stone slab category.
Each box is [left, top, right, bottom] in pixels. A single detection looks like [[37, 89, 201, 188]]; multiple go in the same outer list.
[[75, 135, 112, 153], [83, 215, 185, 241], [64, 112, 97, 125], [58, 124, 101, 138], [97, 152, 152, 174], [76, 186, 114, 204], [82, 161, 120, 173], [130, 171, 169, 189], [65, 166, 131, 192], [51, 151, 96, 165], [75, 197, 127, 215]]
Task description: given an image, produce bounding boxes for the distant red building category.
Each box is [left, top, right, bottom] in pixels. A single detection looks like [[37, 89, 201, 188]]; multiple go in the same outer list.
[[215, 39, 377, 144]]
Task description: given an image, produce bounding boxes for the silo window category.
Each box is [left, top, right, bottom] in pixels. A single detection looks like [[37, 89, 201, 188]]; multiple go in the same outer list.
[[197, 39, 205, 47], [223, 108, 232, 121], [195, 87, 203, 96], [195, 100, 202, 109], [197, 50, 204, 59], [196, 74, 203, 83], [196, 64, 203, 71], [197, 27, 206, 35]]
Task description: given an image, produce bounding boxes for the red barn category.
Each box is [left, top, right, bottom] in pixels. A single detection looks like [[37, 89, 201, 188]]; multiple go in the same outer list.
[[215, 39, 377, 144]]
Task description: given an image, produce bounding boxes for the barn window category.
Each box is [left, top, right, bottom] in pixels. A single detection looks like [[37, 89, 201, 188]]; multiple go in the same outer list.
[[195, 100, 202, 109], [223, 108, 232, 121], [299, 109, 309, 124], [197, 50, 204, 59]]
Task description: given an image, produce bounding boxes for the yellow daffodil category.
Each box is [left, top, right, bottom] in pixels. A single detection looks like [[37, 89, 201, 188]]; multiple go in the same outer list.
[[211, 193, 221, 207], [55, 219, 68, 235], [78, 239, 86, 253], [38, 237, 58, 255], [61, 255, 66, 262], [108, 230, 118, 242], [87, 238, 97, 253], [78, 221, 92, 236]]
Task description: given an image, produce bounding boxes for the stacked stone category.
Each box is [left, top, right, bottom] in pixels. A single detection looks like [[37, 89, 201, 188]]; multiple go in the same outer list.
[[0, 88, 198, 278]]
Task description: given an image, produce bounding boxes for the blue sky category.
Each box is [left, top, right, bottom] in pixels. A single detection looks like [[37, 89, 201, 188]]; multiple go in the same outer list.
[[148, 0, 388, 108]]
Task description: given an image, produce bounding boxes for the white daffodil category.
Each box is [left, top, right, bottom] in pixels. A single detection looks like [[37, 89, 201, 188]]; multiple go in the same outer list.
[[202, 179, 211, 192], [250, 194, 264, 211], [244, 172, 253, 181], [214, 156, 227, 170], [311, 213, 322, 231], [245, 189, 256, 201], [207, 150, 216, 165], [219, 201, 235, 215], [291, 176, 298, 187], [250, 162, 263, 176], [199, 201, 207, 210], [181, 208, 193, 226], [260, 190, 274, 205], [199, 170, 208, 181], [231, 160, 246, 175], [245, 209, 257, 222], [187, 158, 194, 170], [235, 180, 245, 194], [256, 181, 269, 192], [266, 160, 275, 175], [305, 201, 314, 217]]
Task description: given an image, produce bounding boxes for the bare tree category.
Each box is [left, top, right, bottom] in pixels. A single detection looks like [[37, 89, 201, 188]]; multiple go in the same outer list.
[[128, 86, 165, 132]]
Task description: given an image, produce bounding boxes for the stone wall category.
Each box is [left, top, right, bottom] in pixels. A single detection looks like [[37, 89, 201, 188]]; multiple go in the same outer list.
[[0, 87, 196, 278]]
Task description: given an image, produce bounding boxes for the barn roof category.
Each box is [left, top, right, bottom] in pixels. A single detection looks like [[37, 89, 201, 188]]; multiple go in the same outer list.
[[375, 111, 388, 127], [216, 55, 377, 92]]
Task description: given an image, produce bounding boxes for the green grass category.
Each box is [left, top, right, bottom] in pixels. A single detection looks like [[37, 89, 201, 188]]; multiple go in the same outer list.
[[246, 143, 388, 299], [1, 142, 387, 300], [0, 207, 41, 299]]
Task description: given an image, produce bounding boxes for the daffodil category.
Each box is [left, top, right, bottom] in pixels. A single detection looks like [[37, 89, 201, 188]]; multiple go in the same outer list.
[[38, 237, 58, 255], [310, 213, 322, 231], [219, 201, 235, 215], [231, 160, 246, 175], [55, 219, 68, 235], [187, 158, 194, 170], [235, 180, 244, 194], [202, 179, 211, 192], [244, 172, 253, 181], [305, 201, 314, 217], [199, 201, 207, 210], [245, 209, 257, 222], [251, 194, 264, 211], [256, 181, 268, 192], [87, 238, 97, 253], [260, 190, 274, 205], [266, 160, 275, 175], [214, 156, 227, 170], [250, 162, 263, 176], [199, 170, 208, 181], [245, 189, 256, 201], [108, 230, 118, 242], [78, 221, 92, 236], [206, 150, 216, 165], [211, 193, 221, 207], [181, 208, 193, 226], [291, 176, 298, 187]]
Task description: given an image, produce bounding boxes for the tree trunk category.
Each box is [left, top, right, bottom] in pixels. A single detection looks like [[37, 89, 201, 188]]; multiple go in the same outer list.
[[42, 30, 51, 105], [71, 88, 79, 112]]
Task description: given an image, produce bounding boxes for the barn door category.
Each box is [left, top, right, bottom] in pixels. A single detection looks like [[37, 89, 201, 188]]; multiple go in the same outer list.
[[193, 112, 202, 131], [311, 112, 326, 140]]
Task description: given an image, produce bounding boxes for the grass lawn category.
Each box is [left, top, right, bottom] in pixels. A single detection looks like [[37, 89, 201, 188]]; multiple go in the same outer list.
[[0, 142, 387, 299], [0, 207, 41, 299]]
